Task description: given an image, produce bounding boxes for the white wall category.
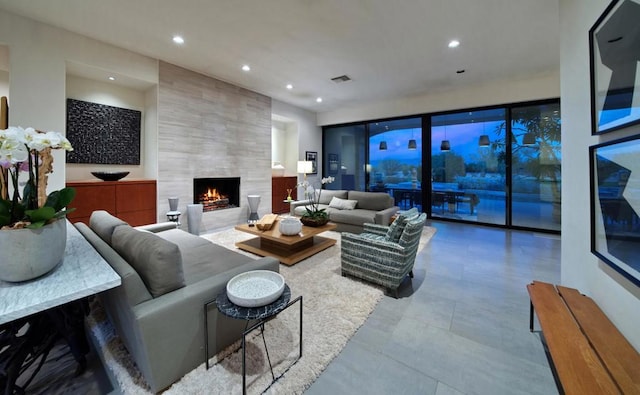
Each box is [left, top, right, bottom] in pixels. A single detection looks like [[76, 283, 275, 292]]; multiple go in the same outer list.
[[0, 70, 8, 98], [65, 75, 153, 180], [316, 71, 560, 126], [272, 119, 301, 177], [272, 99, 322, 187], [0, 10, 158, 191], [0, 45, 9, 98], [560, 0, 640, 351]]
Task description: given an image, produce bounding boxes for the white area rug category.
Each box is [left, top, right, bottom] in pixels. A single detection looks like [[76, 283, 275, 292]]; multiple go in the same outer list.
[[86, 229, 409, 394]]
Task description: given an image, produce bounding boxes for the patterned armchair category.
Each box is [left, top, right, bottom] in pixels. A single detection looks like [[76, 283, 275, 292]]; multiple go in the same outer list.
[[341, 211, 427, 297]]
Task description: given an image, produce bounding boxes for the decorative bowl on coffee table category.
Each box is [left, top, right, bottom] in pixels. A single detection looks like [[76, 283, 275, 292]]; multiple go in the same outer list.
[[226, 270, 285, 307]]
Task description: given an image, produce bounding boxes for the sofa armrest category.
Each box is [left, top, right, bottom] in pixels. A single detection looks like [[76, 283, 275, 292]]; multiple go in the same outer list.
[[363, 223, 389, 236], [375, 206, 401, 226], [135, 222, 178, 233], [289, 199, 313, 215]]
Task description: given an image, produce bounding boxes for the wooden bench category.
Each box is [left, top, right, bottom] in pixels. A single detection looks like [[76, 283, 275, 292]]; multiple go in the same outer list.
[[527, 281, 640, 394]]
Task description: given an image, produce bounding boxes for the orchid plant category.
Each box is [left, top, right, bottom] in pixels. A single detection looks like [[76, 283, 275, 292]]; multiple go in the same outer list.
[[0, 126, 75, 229], [297, 176, 335, 220]]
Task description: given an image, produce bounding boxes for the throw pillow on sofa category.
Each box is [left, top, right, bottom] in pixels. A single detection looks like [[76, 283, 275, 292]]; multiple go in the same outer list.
[[317, 189, 348, 205], [112, 225, 186, 298], [386, 208, 419, 242], [329, 196, 358, 210]]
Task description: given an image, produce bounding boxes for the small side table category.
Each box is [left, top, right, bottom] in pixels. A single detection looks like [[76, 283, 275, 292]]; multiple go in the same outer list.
[[204, 285, 302, 395], [166, 210, 181, 226]]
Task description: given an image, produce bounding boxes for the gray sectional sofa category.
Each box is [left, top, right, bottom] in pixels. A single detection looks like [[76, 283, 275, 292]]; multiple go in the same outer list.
[[290, 190, 400, 233], [75, 211, 279, 393]]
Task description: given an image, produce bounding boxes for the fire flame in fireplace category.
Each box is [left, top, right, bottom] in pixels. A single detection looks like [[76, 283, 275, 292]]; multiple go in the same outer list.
[[205, 188, 223, 200], [198, 187, 230, 210]]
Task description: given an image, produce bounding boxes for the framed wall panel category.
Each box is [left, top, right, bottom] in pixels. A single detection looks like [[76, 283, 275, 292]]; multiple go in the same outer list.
[[66, 98, 141, 164], [590, 134, 640, 286], [589, 0, 640, 135]]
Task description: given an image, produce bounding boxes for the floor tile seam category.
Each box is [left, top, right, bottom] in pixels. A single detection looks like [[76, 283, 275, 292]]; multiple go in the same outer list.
[[435, 380, 468, 395], [445, 325, 553, 369], [440, 322, 555, 372], [373, 346, 442, 385], [342, 333, 443, 386]]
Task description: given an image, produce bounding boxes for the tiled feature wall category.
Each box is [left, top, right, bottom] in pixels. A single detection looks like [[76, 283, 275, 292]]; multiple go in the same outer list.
[[157, 61, 272, 232]]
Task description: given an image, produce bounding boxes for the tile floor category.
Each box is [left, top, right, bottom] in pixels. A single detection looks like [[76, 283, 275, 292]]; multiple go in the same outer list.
[[306, 220, 561, 395], [18, 220, 561, 394]]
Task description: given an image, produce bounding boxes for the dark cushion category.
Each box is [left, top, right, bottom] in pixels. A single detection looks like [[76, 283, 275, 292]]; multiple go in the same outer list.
[[111, 225, 185, 298], [89, 210, 128, 245], [348, 191, 393, 211]]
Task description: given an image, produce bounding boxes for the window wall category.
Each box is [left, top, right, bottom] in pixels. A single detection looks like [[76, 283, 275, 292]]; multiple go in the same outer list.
[[431, 109, 507, 225], [510, 102, 561, 231], [368, 118, 423, 211], [321, 99, 561, 232]]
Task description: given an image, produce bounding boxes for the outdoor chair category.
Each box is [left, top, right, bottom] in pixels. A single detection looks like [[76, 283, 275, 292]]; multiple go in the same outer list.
[[341, 211, 426, 297]]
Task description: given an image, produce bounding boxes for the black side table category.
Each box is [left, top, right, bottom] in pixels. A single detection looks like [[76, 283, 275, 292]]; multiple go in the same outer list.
[[204, 284, 302, 395]]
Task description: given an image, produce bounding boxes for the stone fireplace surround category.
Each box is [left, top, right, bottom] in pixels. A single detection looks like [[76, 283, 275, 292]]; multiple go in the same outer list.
[[157, 62, 272, 232]]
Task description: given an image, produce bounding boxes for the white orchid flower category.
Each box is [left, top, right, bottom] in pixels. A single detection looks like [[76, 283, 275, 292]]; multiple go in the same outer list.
[[0, 139, 29, 164]]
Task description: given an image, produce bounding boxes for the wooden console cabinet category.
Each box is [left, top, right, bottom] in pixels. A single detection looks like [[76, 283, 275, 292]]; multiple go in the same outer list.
[[272, 176, 298, 214], [66, 180, 157, 226]]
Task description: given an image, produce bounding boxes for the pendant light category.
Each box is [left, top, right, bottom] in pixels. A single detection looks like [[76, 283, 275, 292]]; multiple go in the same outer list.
[[479, 119, 490, 147], [379, 141, 388, 150], [408, 129, 417, 150], [440, 140, 451, 151], [440, 121, 450, 151], [523, 132, 536, 146]]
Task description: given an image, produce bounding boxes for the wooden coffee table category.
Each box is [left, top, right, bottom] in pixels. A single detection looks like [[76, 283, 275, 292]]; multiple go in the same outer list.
[[234, 220, 337, 266]]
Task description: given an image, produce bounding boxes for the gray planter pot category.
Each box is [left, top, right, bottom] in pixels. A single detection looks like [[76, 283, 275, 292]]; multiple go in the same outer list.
[[0, 219, 67, 282]]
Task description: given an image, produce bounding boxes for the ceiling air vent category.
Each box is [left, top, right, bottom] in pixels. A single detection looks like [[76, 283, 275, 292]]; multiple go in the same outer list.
[[330, 75, 352, 83]]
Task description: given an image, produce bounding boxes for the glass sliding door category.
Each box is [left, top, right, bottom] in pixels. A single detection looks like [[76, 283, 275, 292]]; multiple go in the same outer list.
[[510, 102, 561, 231], [431, 109, 506, 224], [368, 118, 423, 211], [323, 124, 366, 191], [321, 98, 561, 233]]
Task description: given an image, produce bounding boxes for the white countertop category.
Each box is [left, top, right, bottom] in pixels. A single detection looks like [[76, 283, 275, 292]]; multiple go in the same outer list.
[[0, 221, 121, 325]]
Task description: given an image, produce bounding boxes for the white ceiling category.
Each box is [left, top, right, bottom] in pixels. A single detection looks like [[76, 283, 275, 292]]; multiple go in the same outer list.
[[0, 0, 560, 114]]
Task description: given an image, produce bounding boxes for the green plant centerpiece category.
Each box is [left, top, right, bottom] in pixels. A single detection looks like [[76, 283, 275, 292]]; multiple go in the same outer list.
[[0, 126, 75, 282], [297, 176, 334, 226], [0, 127, 75, 229]]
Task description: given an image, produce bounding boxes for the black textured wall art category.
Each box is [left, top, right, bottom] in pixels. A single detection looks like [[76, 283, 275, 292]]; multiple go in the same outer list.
[[66, 98, 141, 164]]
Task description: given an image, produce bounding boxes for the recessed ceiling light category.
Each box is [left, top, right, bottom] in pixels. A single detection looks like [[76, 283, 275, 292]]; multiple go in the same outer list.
[[286, 84, 293, 90], [448, 40, 460, 48], [172, 35, 184, 45], [108, 76, 115, 81], [316, 97, 323, 103], [242, 64, 251, 72]]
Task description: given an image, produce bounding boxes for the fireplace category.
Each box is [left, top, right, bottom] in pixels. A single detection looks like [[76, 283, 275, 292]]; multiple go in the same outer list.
[[193, 177, 240, 212]]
